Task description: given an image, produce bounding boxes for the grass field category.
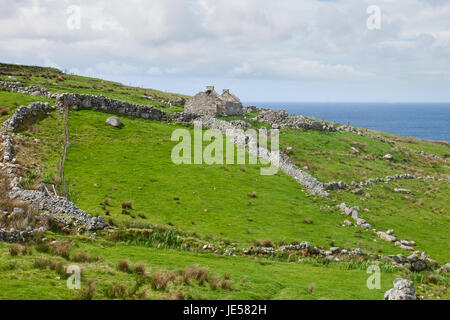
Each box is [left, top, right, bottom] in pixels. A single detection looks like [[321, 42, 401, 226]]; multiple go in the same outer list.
[[0, 63, 448, 300], [0, 240, 401, 300]]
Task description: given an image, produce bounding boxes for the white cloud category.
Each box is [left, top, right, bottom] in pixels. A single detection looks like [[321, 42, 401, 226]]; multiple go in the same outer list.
[[0, 0, 449, 101]]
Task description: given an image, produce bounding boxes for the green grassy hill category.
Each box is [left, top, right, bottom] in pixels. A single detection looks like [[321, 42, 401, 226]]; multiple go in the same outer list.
[[0, 63, 448, 300]]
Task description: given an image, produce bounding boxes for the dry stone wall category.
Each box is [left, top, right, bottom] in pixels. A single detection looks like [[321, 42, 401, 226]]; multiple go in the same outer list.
[[56, 93, 167, 120], [196, 115, 330, 197], [0, 80, 56, 99], [0, 102, 108, 237]]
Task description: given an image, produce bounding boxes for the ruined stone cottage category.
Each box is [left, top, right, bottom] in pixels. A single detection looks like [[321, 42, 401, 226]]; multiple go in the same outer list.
[[184, 86, 243, 116]]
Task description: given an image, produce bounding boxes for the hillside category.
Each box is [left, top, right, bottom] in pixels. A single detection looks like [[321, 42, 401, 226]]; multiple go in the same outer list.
[[0, 63, 448, 300]]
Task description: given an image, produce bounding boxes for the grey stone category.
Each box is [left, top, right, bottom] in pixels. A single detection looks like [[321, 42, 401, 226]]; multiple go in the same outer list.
[[106, 116, 122, 128], [384, 278, 416, 300]]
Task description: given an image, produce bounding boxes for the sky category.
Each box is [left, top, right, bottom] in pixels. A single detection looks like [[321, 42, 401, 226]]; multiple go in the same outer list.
[[0, 0, 450, 102]]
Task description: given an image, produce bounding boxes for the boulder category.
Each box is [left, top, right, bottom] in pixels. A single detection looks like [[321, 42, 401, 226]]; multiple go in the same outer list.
[[383, 154, 394, 161], [394, 188, 412, 194], [106, 116, 122, 128], [377, 231, 397, 243], [411, 260, 427, 272], [384, 278, 416, 300]]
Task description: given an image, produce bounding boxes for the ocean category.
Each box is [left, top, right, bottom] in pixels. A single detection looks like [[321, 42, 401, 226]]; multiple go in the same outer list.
[[245, 102, 450, 142]]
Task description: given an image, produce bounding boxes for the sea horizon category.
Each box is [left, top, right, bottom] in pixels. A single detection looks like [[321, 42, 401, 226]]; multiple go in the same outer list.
[[244, 101, 450, 142]]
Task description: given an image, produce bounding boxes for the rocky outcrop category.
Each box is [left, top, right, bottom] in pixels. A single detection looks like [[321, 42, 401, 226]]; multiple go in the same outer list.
[[384, 278, 416, 300], [387, 251, 433, 271], [56, 93, 167, 121]]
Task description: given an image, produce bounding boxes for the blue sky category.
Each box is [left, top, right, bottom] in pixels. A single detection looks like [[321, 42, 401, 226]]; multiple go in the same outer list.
[[1, 0, 449, 102]]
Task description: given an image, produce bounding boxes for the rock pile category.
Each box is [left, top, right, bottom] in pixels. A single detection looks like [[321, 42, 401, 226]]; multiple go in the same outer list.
[[324, 181, 348, 191], [387, 251, 434, 271], [338, 203, 372, 230]]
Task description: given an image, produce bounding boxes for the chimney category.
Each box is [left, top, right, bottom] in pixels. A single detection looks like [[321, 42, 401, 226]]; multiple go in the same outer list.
[[222, 89, 230, 94], [206, 86, 215, 92]]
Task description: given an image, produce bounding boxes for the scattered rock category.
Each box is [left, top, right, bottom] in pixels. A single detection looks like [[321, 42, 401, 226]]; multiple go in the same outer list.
[[377, 231, 397, 243]]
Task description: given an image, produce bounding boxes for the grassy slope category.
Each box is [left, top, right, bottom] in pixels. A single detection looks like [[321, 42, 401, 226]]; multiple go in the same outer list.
[[0, 241, 399, 300], [0, 66, 187, 113], [0, 63, 448, 300], [0, 90, 52, 122], [63, 109, 398, 256]]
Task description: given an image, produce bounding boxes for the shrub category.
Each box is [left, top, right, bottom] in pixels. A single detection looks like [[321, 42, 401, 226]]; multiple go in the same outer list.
[[0, 107, 9, 116], [76, 279, 96, 300], [107, 283, 127, 299], [34, 258, 50, 269], [122, 201, 133, 210], [117, 259, 133, 273], [22, 245, 33, 256], [133, 262, 146, 275], [196, 267, 209, 285], [138, 213, 146, 219], [183, 265, 198, 284], [223, 272, 232, 281], [220, 279, 232, 290], [210, 276, 219, 290], [151, 271, 165, 290], [73, 251, 91, 263], [262, 239, 273, 247], [9, 244, 22, 256], [50, 241, 71, 259], [308, 283, 315, 294]]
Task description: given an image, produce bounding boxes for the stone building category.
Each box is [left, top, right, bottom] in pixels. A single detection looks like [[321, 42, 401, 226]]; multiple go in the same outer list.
[[184, 86, 243, 116]]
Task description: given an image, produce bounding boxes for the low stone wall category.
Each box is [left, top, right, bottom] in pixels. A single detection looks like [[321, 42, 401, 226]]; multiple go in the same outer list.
[[257, 109, 337, 132], [9, 186, 107, 231], [0, 101, 108, 238], [0, 229, 39, 242], [0, 80, 55, 99], [3, 101, 54, 131], [56, 93, 167, 121], [195, 115, 330, 197]]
